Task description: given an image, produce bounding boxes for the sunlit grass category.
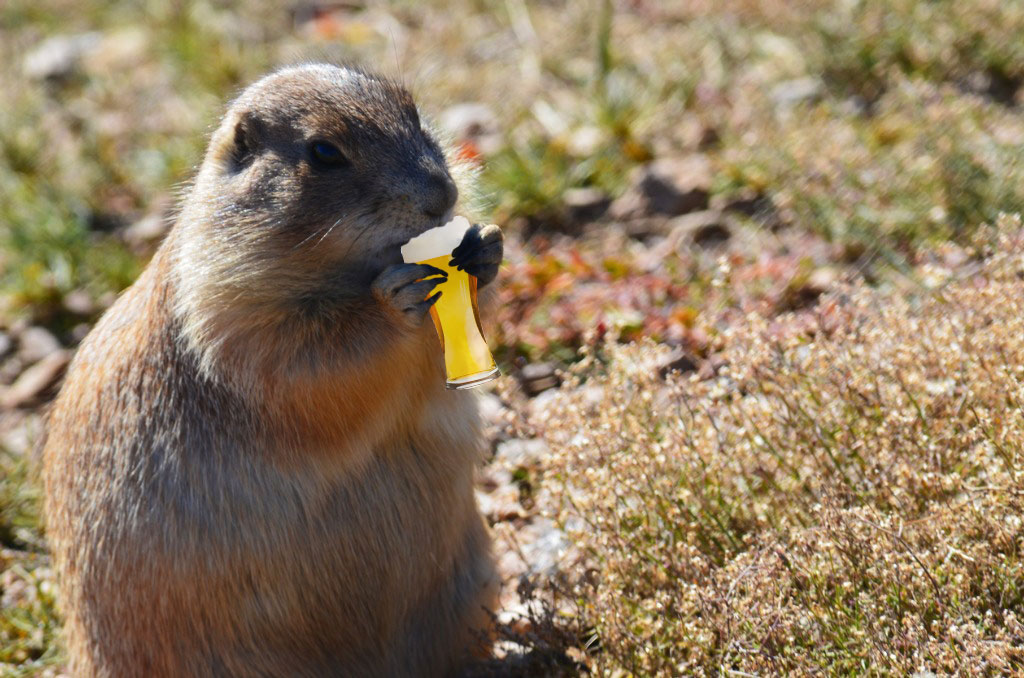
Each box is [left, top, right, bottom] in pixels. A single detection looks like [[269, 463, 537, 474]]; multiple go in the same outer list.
[[520, 216, 1024, 675], [2, 0, 1024, 674]]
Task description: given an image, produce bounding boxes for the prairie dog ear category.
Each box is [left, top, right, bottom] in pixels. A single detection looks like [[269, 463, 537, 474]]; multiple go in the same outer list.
[[228, 110, 264, 171]]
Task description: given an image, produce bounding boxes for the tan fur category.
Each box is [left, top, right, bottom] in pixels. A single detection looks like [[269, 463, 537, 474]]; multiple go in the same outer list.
[[42, 65, 497, 677]]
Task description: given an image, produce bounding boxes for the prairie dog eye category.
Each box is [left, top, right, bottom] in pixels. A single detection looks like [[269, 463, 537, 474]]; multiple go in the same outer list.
[[309, 141, 348, 168]]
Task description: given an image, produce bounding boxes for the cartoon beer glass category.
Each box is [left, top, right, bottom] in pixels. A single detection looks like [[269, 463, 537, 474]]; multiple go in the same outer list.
[[401, 216, 500, 389]]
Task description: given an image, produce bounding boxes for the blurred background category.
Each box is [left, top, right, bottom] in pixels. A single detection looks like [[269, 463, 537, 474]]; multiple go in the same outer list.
[[2, 0, 1022, 365], [1, 0, 1023, 674]]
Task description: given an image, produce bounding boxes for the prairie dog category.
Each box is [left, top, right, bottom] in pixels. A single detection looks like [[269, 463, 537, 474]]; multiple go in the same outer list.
[[42, 64, 503, 677]]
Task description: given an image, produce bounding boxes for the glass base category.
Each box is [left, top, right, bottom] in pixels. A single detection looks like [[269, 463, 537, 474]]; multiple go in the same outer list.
[[446, 366, 501, 390]]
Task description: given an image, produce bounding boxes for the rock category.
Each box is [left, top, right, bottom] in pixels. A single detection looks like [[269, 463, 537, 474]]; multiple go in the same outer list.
[[82, 28, 150, 76], [784, 266, 841, 310], [733, 196, 782, 230], [476, 467, 526, 522], [697, 125, 721, 150], [22, 32, 102, 81], [565, 125, 605, 157], [495, 438, 550, 468], [562, 187, 610, 224], [641, 156, 712, 214], [962, 69, 1020, 106], [0, 411, 40, 457], [770, 77, 823, 110], [439, 102, 503, 155], [721, 193, 781, 228], [0, 568, 32, 608], [721, 194, 763, 216], [17, 326, 61, 364], [475, 486, 525, 523], [526, 389, 561, 423], [478, 391, 511, 449], [1, 350, 71, 409], [698, 354, 728, 380], [0, 332, 11, 360], [71, 323, 92, 344], [840, 95, 872, 117], [518, 362, 560, 397], [123, 212, 171, 249], [63, 289, 95, 316], [97, 291, 118, 309], [617, 217, 667, 240], [580, 384, 604, 411], [668, 210, 732, 248], [518, 517, 568, 575], [477, 391, 508, 428], [607, 188, 638, 221], [693, 222, 731, 248], [0, 357, 23, 386], [610, 155, 712, 220], [495, 517, 568, 579], [656, 347, 698, 379], [806, 266, 840, 295]]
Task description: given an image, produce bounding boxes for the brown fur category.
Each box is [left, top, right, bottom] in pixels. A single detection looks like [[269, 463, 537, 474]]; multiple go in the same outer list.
[[42, 65, 497, 677]]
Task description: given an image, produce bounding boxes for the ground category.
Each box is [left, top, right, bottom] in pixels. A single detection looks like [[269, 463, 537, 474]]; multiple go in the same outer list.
[[1, 1, 1024, 675]]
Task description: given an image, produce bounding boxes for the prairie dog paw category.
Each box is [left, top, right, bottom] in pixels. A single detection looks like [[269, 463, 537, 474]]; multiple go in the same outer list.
[[449, 223, 503, 288], [372, 263, 446, 324]]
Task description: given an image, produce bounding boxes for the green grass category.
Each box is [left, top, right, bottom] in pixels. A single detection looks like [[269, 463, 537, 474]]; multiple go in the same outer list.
[[0, 446, 63, 677], [2, 0, 1021, 325], [719, 78, 1024, 252]]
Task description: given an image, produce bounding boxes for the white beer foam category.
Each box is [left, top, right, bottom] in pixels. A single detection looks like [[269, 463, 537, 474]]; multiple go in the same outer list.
[[401, 215, 472, 263]]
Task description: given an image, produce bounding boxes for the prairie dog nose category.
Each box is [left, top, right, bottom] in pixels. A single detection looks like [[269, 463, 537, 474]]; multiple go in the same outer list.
[[421, 171, 458, 219]]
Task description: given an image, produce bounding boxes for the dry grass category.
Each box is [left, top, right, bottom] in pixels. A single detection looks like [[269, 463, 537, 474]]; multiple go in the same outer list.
[[520, 216, 1024, 675], [3, 1, 1024, 674]]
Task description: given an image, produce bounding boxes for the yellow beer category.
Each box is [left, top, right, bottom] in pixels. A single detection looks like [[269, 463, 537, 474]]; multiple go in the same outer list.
[[420, 256, 498, 388], [401, 216, 500, 390]]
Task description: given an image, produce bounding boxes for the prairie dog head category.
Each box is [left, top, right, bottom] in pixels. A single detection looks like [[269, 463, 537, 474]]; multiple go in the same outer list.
[[172, 65, 468, 383]]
